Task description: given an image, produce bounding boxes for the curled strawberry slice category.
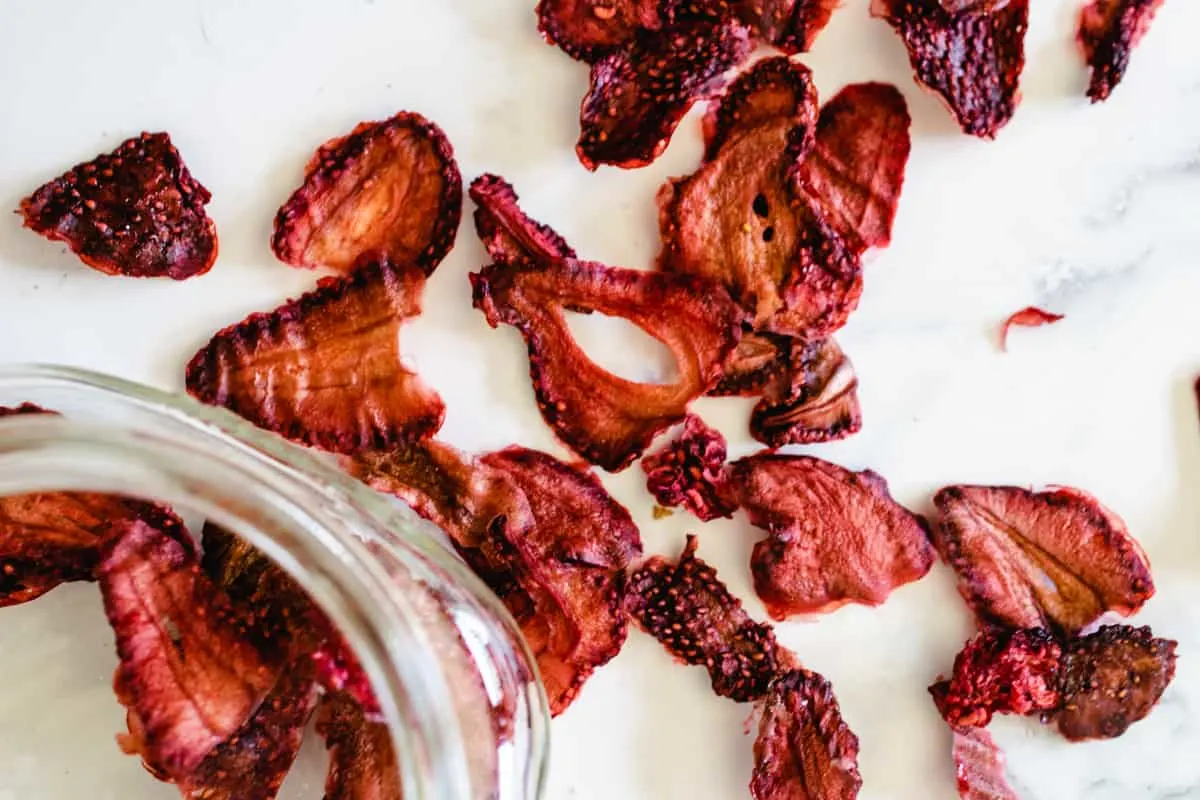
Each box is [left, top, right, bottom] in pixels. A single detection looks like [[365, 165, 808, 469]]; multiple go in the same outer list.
[[932, 484, 1154, 635], [272, 112, 462, 274], [711, 332, 794, 397], [317, 694, 403, 800], [750, 337, 862, 448], [625, 535, 781, 702], [751, 669, 863, 800], [537, 0, 667, 62], [730, 455, 934, 619], [1078, 0, 1166, 102], [19, 132, 217, 280], [187, 258, 445, 455], [951, 727, 1019, 800], [469, 174, 577, 268], [871, 0, 1029, 138], [641, 415, 736, 522]]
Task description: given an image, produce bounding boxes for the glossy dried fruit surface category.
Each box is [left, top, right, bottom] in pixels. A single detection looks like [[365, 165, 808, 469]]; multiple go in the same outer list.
[[317, 694, 403, 800], [999, 306, 1064, 351], [1055, 624, 1177, 741], [951, 727, 1019, 800], [871, 0, 1029, 138], [738, 0, 840, 54], [933, 485, 1154, 635], [187, 258, 445, 454], [272, 112, 462, 274], [470, 174, 576, 268], [795, 83, 912, 255], [730, 455, 934, 619], [659, 57, 863, 340], [641, 415, 736, 521], [100, 518, 280, 778], [750, 337, 862, 447], [538, 0, 667, 62], [19, 132, 217, 279], [1078, 0, 1165, 102], [751, 669, 863, 800], [472, 256, 743, 471], [929, 628, 1063, 728], [577, 6, 752, 170], [625, 535, 780, 701]]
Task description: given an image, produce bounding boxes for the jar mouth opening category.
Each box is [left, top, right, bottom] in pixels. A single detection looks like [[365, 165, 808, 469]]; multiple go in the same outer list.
[[0, 364, 549, 800]]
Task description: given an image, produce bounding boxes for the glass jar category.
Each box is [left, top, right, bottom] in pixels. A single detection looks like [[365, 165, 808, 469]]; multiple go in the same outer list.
[[0, 365, 549, 799]]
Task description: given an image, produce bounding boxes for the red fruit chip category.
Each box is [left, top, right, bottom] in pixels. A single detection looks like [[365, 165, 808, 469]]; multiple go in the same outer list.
[[625, 535, 781, 702], [100, 518, 280, 779], [641, 415, 736, 522], [186, 258, 445, 455], [952, 727, 1019, 800], [317, 694, 403, 800], [750, 337, 862, 448], [738, 0, 841, 54], [469, 174, 577, 267], [871, 0, 1029, 138], [18, 132, 217, 279], [577, 6, 752, 170], [1078, 0, 1166, 102], [272, 112, 462, 275], [999, 306, 1063, 351], [729, 455, 934, 619], [537, 0, 667, 62], [932, 485, 1155, 635], [751, 669, 863, 800]]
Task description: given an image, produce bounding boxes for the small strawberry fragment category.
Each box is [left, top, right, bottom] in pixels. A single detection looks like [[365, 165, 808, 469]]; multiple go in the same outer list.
[[737, 0, 840, 54], [750, 337, 862, 448], [317, 694, 403, 800], [537, 0, 667, 62], [19, 132, 217, 279], [1078, 0, 1166, 102], [932, 485, 1154, 635], [625, 535, 781, 702], [871, 0, 1029, 138], [469, 174, 576, 267], [999, 306, 1063, 351], [641, 415, 736, 522], [951, 727, 1019, 800], [272, 112, 462, 274], [186, 258, 445, 454], [729, 455, 934, 619], [312, 634, 383, 719], [751, 669, 863, 800]]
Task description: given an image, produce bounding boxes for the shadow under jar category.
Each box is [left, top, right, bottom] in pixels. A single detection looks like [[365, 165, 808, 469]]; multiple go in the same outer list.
[[0, 365, 549, 800]]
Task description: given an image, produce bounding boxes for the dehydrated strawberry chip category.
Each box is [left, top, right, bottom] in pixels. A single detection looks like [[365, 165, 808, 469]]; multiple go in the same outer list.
[[577, 6, 752, 170], [729, 455, 934, 619], [470, 174, 576, 268], [187, 258, 445, 455], [272, 112, 462, 275], [999, 306, 1063, 351], [19, 132, 217, 279], [750, 337, 862, 448], [317, 694, 403, 800], [795, 83, 912, 255], [951, 727, 1019, 800], [99, 518, 280, 779], [625, 535, 780, 702], [537, 0, 667, 62], [472, 233, 744, 472], [1055, 624, 1177, 741], [1078, 0, 1166, 103], [871, 0, 1029, 139], [929, 628, 1063, 728], [658, 57, 863, 341], [932, 485, 1154, 635], [641, 415, 736, 521], [751, 669, 863, 800], [737, 0, 840, 54]]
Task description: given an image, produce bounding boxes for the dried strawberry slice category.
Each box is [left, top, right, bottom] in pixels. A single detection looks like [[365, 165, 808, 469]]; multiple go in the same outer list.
[[577, 6, 752, 170], [100, 518, 280, 778], [737, 0, 840, 54], [317, 694, 403, 799], [469, 174, 576, 267], [929, 628, 1063, 728], [729, 455, 934, 619], [750, 337, 862, 447], [1055, 624, 1177, 741], [641, 415, 735, 522], [751, 669, 863, 800], [951, 727, 1019, 800], [1078, 0, 1166, 102], [712, 332, 794, 397], [932, 485, 1155, 635], [272, 112, 462, 275], [537, 0, 667, 62], [795, 82, 912, 255], [871, 0, 1029, 139], [19, 133, 217, 280], [180, 663, 321, 799], [472, 253, 744, 472], [658, 57, 863, 340], [625, 535, 780, 702], [999, 307, 1063, 351], [187, 258, 445, 454]]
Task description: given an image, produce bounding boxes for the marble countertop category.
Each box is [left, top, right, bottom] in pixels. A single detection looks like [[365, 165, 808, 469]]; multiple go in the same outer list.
[[1, 0, 1198, 797]]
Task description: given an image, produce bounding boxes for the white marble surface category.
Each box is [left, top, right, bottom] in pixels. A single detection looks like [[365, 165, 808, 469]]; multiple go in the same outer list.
[[1, 0, 1199, 798]]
